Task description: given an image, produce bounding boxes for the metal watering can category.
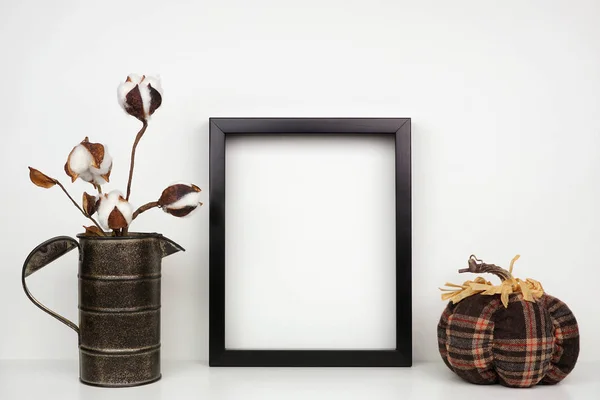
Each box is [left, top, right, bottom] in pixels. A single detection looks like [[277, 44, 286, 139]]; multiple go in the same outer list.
[[22, 233, 184, 387]]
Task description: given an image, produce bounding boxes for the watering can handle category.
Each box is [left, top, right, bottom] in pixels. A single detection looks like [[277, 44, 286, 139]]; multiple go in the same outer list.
[[21, 236, 80, 334]]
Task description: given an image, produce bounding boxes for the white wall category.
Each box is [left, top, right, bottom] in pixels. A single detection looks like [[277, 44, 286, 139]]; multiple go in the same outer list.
[[1, 0, 599, 363]]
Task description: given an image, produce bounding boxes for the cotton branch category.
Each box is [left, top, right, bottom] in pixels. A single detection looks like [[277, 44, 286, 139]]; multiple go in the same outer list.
[[125, 120, 148, 201]]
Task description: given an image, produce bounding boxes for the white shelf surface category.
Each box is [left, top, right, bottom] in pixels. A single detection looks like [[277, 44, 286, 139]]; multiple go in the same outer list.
[[0, 360, 596, 400]]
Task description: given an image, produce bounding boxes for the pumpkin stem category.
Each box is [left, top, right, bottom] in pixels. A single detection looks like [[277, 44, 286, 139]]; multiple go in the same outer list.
[[458, 255, 514, 282]]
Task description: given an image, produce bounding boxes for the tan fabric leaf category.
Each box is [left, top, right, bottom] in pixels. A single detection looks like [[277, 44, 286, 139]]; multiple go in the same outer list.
[[470, 282, 492, 291], [500, 283, 512, 308], [439, 255, 545, 308], [449, 287, 478, 304], [481, 285, 503, 296], [526, 278, 544, 294], [28, 167, 57, 188], [520, 279, 533, 302], [441, 291, 461, 302]]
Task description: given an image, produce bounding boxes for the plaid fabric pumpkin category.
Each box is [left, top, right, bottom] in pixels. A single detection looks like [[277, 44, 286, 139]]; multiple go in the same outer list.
[[438, 256, 579, 388]]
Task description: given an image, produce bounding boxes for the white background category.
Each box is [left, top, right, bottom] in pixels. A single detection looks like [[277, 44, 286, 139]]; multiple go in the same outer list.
[[225, 135, 396, 350], [1, 0, 600, 365]]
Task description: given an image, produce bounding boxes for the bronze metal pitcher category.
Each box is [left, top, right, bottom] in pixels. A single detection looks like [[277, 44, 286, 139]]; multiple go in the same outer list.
[[21, 233, 184, 387]]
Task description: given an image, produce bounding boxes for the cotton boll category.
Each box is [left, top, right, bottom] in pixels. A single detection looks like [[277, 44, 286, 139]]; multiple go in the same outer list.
[[65, 138, 113, 187], [157, 183, 203, 218], [158, 183, 201, 206], [117, 74, 162, 121], [97, 190, 133, 230]]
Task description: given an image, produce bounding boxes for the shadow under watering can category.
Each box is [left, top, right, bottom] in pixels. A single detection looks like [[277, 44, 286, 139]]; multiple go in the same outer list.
[[22, 233, 184, 387]]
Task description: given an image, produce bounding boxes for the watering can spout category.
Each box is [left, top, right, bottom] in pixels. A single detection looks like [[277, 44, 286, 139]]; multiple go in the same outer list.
[[159, 236, 185, 258]]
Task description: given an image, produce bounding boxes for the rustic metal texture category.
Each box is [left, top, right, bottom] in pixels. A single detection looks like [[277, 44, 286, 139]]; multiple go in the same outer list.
[[22, 232, 184, 388], [77, 233, 182, 387], [22, 236, 81, 333], [23, 236, 79, 278], [79, 348, 161, 387]]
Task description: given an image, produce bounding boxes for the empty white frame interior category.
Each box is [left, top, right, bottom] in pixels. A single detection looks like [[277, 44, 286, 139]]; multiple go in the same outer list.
[[225, 134, 396, 350]]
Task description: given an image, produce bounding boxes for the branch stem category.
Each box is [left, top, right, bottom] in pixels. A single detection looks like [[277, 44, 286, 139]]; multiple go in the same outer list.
[[125, 120, 148, 201], [56, 181, 105, 235], [132, 201, 160, 220], [458, 255, 514, 282]]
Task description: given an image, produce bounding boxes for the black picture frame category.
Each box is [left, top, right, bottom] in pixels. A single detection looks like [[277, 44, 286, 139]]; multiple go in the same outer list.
[[209, 118, 411, 367]]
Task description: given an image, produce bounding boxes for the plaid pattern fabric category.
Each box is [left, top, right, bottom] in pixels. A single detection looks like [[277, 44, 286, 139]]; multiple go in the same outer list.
[[537, 295, 580, 385], [438, 293, 579, 388]]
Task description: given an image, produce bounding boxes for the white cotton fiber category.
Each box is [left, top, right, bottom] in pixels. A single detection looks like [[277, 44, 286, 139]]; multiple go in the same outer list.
[[144, 76, 163, 95], [124, 74, 144, 85], [116, 199, 133, 224], [117, 81, 136, 109], [68, 145, 93, 174], [165, 191, 201, 210], [78, 171, 95, 183], [92, 175, 108, 186], [138, 84, 152, 118]]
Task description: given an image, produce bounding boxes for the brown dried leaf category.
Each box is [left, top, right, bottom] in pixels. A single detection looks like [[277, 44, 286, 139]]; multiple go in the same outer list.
[[82, 192, 98, 216], [28, 167, 57, 188], [83, 225, 104, 236], [158, 184, 201, 206], [165, 205, 198, 217], [80, 138, 105, 169], [125, 85, 145, 121], [148, 84, 162, 116], [108, 206, 128, 230], [64, 148, 78, 182]]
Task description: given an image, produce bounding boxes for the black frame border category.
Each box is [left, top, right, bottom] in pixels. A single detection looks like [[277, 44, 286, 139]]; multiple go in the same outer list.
[[209, 118, 411, 367]]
